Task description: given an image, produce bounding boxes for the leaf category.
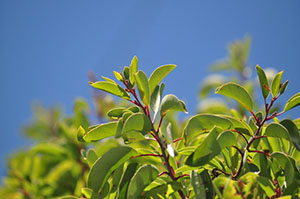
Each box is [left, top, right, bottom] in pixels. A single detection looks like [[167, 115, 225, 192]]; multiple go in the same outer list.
[[83, 121, 117, 142], [148, 64, 176, 95], [113, 71, 123, 81], [129, 56, 138, 85], [191, 170, 213, 199], [218, 114, 253, 135], [271, 152, 295, 186], [256, 65, 270, 99], [77, 126, 85, 142], [86, 149, 98, 167], [90, 81, 130, 100], [160, 94, 188, 116], [186, 127, 222, 167], [127, 165, 159, 199], [183, 114, 232, 143], [123, 66, 130, 80], [280, 80, 288, 95], [271, 71, 283, 97], [87, 146, 136, 193], [257, 176, 275, 197], [122, 113, 152, 135], [118, 162, 139, 198], [252, 153, 271, 178], [217, 131, 237, 149], [111, 164, 124, 193], [280, 119, 300, 150], [102, 76, 117, 83], [284, 92, 300, 112], [135, 70, 150, 105], [150, 83, 165, 116], [264, 123, 289, 140], [215, 82, 253, 112], [31, 143, 66, 156], [107, 107, 126, 118]]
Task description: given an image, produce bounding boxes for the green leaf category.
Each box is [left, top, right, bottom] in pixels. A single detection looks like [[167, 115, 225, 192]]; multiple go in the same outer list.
[[122, 113, 152, 135], [160, 94, 188, 116], [123, 66, 130, 80], [271, 70, 283, 97], [86, 149, 98, 167], [264, 123, 289, 140], [215, 82, 253, 112], [111, 164, 124, 193], [280, 80, 288, 95], [77, 126, 85, 142], [129, 56, 138, 85], [135, 70, 150, 105], [183, 114, 232, 143], [217, 131, 237, 149], [87, 146, 136, 193], [102, 76, 117, 83], [31, 143, 66, 156], [280, 119, 300, 150], [150, 83, 165, 116], [148, 64, 176, 95], [90, 81, 130, 100], [127, 165, 159, 199], [271, 152, 295, 186], [113, 71, 123, 81], [107, 107, 126, 118], [186, 127, 222, 167], [252, 153, 271, 178], [115, 119, 123, 138], [284, 92, 300, 112], [256, 65, 270, 99], [191, 170, 213, 199], [257, 176, 275, 197], [218, 114, 253, 135], [118, 162, 139, 198], [83, 121, 117, 142]]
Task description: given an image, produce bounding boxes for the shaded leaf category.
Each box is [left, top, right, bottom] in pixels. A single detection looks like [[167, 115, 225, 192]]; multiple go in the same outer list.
[[87, 146, 136, 193], [257, 176, 275, 197], [150, 83, 165, 116], [191, 170, 213, 199], [127, 165, 159, 199], [122, 113, 152, 135], [217, 131, 237, 149], [215, 82, 253, 112], [280, 80, 288, 95], [264, 123, 289, 140], [118, 162, 139, 198], [90, 81, 130, 100], [149, 64, 176, 95], [280, 119, 300, 150]]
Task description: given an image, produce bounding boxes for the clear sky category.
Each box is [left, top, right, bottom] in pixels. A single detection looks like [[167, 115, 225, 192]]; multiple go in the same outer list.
[[1, 1, 300, 176]]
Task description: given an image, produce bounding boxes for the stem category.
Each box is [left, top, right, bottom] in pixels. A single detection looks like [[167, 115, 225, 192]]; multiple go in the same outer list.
[[124, 83, 186, 198]]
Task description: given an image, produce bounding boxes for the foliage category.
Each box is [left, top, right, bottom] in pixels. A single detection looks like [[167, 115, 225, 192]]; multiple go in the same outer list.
[[1, 37, 300, 199]]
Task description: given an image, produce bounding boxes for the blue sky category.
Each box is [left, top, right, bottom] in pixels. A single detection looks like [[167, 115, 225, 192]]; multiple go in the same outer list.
[[0, 1, 300, 176]]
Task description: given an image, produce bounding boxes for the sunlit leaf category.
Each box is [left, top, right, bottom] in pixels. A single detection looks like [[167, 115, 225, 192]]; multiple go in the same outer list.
[[122, 113, 152, 135], [83, 121, 117, 142], [284, 93, 300, 112], [87, 146, 136, 193], [113, 71, 123, 81], [90, 81, 130, 100], [184, 114, 232, 143], [160, 94, 188, 116], [271, 71, 283, 97], [149, 64, 176, 95], [217, 130, 237, 149], [135, 70, 150, 105], [215, 82, 253, 112], [129, 56, 138, 85], [256, 65, 270, 99]]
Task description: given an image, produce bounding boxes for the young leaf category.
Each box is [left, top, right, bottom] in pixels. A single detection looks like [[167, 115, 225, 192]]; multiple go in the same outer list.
[[123, 66, 130, 80], [271, 71, 283, 97], [102, 76, 117, 84], [256, 65, 270, 99], [90, 81, 130, 100], [280, 80, 288, 95], [160, 94, 188, 116], [113, 71, 123, 81], [127, 165, 159, 199], [83, 121, 117, 142], [186, 127, 222, 166], [135, 70, 150, 105], [77, 126, 85, 142], [183, 114, 232, 143], [148, 64, 176, 95], [129, 56, 138, 85], [284, 92, 300, 112], [264, 123, 289, 140], [215, 82, 253, 112], [87, 146, 136, 193]]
